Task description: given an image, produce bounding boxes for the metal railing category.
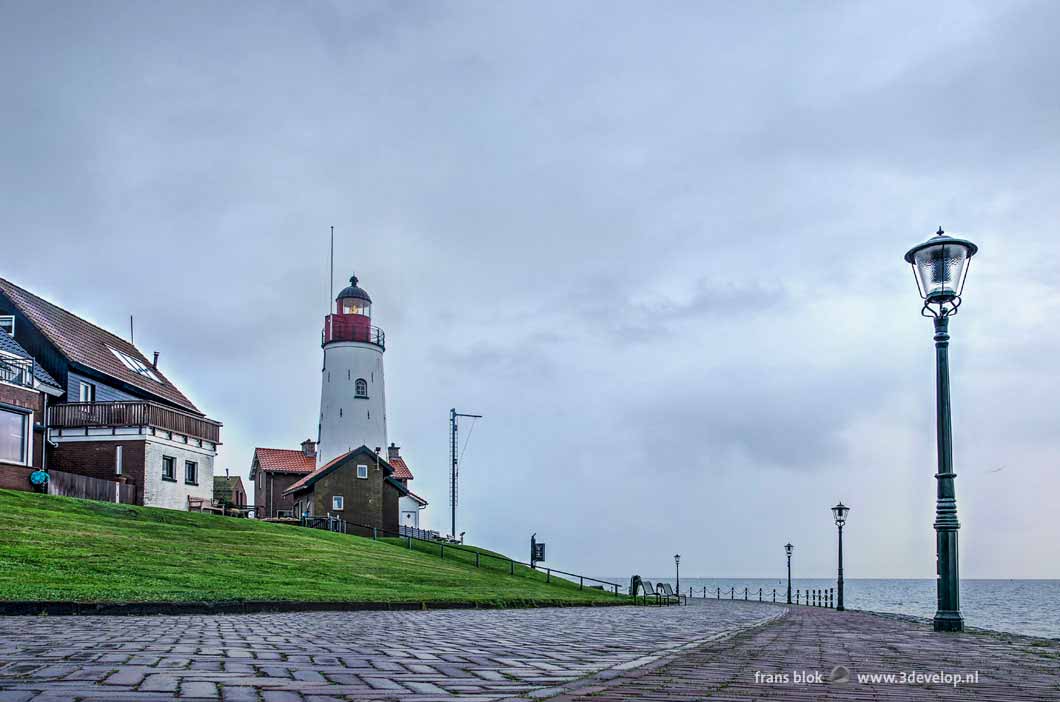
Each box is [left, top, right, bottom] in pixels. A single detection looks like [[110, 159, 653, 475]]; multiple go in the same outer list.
[[49, 401, 222, 443], [322, 316, 385, 349], [0, 356, 34, 389], [299, 515, 626, 597], [686, 585, 835, 608]]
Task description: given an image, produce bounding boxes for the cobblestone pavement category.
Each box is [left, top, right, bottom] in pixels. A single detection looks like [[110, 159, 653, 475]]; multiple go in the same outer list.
[[0, 599, 780, 701], [553, 603, 1060, 701]]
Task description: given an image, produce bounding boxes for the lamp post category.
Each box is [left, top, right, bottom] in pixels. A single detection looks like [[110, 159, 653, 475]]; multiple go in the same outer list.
[[674, 554, 680, 594], [905, 227, 978, 633], [831, 502, 849, 611], [784, 543, 793, 604]]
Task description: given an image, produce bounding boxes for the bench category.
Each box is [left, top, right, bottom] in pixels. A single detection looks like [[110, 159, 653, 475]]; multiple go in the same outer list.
[[629, 578, 676, 606], [656, 583, 686, 605]]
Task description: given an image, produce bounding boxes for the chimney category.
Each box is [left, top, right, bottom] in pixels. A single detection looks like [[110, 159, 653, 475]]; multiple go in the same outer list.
[[152, 351, 160, 368], [301, 439, 317, 458], [387, 442, 400, 461]]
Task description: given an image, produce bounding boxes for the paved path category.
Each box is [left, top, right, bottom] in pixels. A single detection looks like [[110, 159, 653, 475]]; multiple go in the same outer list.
[[554, 604, 1060, 701], [0, 600, 779, 701]]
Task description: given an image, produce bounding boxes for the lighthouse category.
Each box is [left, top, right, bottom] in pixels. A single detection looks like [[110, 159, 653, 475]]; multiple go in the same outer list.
[[317, 274, 387, 467]]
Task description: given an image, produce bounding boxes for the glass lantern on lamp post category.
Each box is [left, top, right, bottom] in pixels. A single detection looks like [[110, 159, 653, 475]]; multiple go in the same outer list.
[[905, 227, 978, 632], [831, 502, 849, 611], [784, 543, 794, 604]]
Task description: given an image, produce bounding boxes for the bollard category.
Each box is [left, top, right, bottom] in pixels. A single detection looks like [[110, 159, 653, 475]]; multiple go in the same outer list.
[[831, 587, 835, 608], [717, 587, 721, 599], [796, 589, 800, 605], [773, 588, 776, 602], [759, 588, 762, 602], [731, 587, 734, 600], [744, 587, 748, 600]]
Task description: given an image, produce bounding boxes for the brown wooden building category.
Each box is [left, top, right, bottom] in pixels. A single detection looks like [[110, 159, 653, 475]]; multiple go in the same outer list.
[[249, 440, 317, 518], [213, 473, 247, 508], [284, 445, 407, 534]]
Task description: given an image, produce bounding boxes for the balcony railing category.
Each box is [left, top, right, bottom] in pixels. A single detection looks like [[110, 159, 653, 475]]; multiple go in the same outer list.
[[322, 315, 385, 349], [0, 356, 34, 389], [49, 401, 222, 444]]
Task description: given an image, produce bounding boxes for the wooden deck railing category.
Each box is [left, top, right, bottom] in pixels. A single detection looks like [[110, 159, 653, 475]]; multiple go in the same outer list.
[[49, 401, 222, 444]]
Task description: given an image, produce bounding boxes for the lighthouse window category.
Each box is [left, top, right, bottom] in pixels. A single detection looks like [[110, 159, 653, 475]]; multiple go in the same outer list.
[[355, 379, 368, 398]]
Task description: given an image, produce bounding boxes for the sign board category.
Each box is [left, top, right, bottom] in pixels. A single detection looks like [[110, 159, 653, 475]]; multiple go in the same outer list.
[[533, 542, 546, 563]]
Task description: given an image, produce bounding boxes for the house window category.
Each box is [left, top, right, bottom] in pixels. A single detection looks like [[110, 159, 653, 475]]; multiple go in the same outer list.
[[0, 407, 28, 464], [185, 460, 198, 485], [107, 346, 162, 383], [355, 379, 368, 398], [115, 445, 123, 475], [332, 495, 344, 511], [162, 455, 176, 481], [356, 464, 368, 479], [78, 381, 96, 403], [0, 316, 13, 336]]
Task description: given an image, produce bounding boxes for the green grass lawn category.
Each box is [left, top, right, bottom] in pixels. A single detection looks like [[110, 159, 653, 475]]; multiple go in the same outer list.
[[0, 490, 625, 607]]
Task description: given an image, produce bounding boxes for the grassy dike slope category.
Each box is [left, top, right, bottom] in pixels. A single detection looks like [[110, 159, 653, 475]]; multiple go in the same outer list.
[[0, 490, 623, 606]]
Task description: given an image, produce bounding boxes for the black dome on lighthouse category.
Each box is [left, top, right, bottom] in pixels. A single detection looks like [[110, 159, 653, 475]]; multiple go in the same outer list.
[[336, 274, 372, 303]]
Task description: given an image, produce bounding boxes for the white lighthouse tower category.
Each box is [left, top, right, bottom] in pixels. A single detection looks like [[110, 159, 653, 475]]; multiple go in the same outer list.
[[317, 274, 388, 467]]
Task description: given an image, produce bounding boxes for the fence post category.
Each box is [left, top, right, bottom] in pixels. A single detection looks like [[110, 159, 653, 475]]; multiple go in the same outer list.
[[510, 560, 514, 575], [440, 544, 444, 559], [372, 527, 377, 540], [475, 552, 480, 567], [579, 576, 584, 590], [546, 568, 550, 583], [407, 535, 412, 549]]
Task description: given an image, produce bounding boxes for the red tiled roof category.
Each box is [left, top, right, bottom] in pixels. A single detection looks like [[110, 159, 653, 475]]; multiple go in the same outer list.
[[0, 277, 201, 413], [254, 448, 316, 474], [389, 455, 414, 480]]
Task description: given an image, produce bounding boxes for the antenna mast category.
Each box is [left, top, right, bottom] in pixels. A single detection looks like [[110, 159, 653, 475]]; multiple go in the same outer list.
[[450, 408, 482, 539], [329, 225, 335, 306]]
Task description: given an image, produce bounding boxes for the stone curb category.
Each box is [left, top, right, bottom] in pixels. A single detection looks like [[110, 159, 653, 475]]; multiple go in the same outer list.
[[0, 597, 634, 617]]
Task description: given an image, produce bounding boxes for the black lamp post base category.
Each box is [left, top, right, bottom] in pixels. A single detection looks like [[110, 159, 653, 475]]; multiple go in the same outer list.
[[836, 605, 845, 612], [932, 611, 964, 632]]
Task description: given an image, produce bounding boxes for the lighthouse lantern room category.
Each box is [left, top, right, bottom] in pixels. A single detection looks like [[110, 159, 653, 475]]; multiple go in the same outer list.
[[317, 274, 388, 468]]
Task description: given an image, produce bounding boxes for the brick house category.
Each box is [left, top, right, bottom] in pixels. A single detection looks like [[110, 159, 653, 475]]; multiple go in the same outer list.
[[0, 326, 64, 487], [284, 445, 408, 534], [0, 277, 222, 509], [249, 440, 318, 518]]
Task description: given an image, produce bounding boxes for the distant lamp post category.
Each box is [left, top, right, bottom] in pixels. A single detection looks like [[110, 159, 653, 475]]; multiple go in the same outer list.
[[784, 543, 794, 604], [831, 502, 850, 611], [905, 227, 978, 633], [674, 554, 681, 594]]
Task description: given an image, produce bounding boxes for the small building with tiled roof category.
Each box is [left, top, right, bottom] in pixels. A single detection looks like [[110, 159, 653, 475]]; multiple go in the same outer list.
[[283, 445, 408, 535], [0, 277, 221, 509], [386, 443, 428, 529], [213, 473, 247, 509], [249, 440, 318, 518]]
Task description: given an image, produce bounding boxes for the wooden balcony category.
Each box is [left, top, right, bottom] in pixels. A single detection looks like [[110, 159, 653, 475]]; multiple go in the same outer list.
[[49, 401, 222, 444]]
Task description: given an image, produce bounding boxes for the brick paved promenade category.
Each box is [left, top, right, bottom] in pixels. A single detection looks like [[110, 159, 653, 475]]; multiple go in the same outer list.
[[0, 600, 778, 701], [1, 600, 1057, 701], [555, 603, 1060, 701]]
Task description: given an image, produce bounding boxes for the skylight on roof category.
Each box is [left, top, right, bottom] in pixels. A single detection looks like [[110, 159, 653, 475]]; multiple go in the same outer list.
[[108, 346, 162, 383]]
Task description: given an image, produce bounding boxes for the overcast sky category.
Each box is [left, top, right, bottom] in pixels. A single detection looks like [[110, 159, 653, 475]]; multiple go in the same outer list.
[[3, 0, 1058, 580]]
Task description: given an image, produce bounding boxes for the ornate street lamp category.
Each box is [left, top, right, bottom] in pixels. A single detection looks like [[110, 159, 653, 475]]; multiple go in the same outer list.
[[784, 543, 794, 604], [905, 226, 978, 632], [831, 502, 849, 611], [674, 554, 681, 595]]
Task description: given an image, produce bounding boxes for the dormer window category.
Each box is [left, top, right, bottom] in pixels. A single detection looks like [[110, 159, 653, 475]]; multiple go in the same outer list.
[[355, 378, 368, 398], [108, 346, 162, 383], [0, 316, 13, 336]]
